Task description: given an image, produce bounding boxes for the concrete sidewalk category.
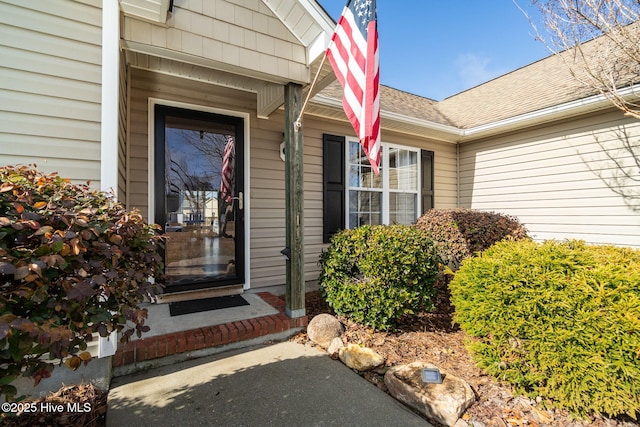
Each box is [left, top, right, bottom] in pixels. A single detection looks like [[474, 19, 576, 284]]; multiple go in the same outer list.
[[107, 341, 431, 426]]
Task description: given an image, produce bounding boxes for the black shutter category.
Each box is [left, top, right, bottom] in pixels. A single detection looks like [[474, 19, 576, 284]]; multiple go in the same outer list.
[[323, 134, 345, 243], [421, 150, 434, 213]]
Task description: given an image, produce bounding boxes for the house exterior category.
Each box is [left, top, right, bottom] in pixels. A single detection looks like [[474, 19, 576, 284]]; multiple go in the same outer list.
[[1, 0, 638, 366]]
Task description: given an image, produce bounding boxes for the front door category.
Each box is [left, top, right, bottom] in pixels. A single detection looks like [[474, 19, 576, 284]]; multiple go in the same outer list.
[[154, 105, 245, 292]]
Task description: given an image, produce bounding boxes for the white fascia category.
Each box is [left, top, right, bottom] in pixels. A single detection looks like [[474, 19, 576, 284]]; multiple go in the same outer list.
[[311, 94, 463, 138], [311, 85, 640, 143], [460, 85, 640, 140]]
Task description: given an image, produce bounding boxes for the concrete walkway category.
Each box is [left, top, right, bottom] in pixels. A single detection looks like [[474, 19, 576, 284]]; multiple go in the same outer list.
[[108, 341, 431, 426]]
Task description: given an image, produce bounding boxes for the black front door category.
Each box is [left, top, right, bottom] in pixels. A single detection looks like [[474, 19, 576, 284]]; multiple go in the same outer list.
[[154, 105, 244, 292]]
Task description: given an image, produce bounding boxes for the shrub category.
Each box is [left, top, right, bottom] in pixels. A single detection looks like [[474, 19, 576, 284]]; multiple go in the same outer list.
[[450, 239, 640, 419], [414, 208, 528, 270], [0, 165, 164, 399], [318, 225, 439, 330]]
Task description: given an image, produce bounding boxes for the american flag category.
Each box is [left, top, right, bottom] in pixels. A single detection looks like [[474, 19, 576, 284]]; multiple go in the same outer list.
[[327, 0, 380, 174], [220, 135, 234, 203]]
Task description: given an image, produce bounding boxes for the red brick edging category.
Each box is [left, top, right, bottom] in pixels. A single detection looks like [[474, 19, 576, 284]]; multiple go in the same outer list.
[[112, 292, 308, 367]]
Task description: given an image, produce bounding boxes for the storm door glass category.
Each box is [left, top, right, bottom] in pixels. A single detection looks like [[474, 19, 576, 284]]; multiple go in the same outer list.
[[155, 105, 244, 292]]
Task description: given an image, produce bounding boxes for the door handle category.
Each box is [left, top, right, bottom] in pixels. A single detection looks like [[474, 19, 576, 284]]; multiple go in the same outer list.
[[233, 192, 244, 210]]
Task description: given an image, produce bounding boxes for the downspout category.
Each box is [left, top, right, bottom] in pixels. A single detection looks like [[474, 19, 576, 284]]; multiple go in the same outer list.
[[456, 142, 460, 208], [125, 65, 132, 210], [99, 0, 120, 358]]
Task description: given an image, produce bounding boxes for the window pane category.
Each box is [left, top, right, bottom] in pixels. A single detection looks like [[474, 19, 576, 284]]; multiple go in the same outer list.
[[389, 193, 417, 225], [388, 148, 417, 191], [349, 165, 362, 187], [389, 148, 398, 168], [349, 190, 382, 227], [349, 213, 359, 228], [349, 142, 382, 189]]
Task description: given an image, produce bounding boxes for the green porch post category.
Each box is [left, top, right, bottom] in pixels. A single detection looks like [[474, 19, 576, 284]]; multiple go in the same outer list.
[[284, 82, 305, 318]]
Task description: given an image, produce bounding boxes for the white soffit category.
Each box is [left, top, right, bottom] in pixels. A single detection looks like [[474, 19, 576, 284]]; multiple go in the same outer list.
[[262, 0, 335, 63]]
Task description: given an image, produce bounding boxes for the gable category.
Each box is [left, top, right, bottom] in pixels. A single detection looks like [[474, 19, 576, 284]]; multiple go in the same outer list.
[[121, 0, 337, 118], [123, 0, 312, 85]]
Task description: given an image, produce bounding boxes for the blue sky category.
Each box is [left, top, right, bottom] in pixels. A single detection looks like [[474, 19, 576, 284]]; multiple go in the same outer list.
[[317, 1, 551, 100]]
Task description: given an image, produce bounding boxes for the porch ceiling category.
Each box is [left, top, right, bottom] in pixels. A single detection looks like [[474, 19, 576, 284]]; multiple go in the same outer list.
[[124, 47, 278, 93], [123, 46, 337, 119]]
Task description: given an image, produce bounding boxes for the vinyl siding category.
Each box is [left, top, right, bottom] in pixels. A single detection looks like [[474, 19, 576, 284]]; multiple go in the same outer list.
[[0, 0, 102, 183], [459, 109, 640, 248], [300, 118, 458, 283], [127, 69, 459, 289], [122, 0, 308, 83], [128, 68, 289, 289]]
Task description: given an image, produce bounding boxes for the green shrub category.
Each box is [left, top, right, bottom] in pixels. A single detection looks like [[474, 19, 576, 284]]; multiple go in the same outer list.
[[318, 225, 439, 330], [450, 239, 640, 419], [414, 208, 528, 270], [0, 165, 164, 399]]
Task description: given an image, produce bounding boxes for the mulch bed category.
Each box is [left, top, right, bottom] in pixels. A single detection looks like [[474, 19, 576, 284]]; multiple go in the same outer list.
[[296, 290, 640, 427], [0, 383, 107, 427], [3, 289, 637, 426]]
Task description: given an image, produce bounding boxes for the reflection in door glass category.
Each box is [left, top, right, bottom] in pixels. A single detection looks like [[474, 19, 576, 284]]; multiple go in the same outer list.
[[163, 120, 237, 286]]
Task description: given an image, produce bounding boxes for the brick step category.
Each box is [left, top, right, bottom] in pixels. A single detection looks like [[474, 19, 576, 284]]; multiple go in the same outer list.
[[111, 292, 308, 370]]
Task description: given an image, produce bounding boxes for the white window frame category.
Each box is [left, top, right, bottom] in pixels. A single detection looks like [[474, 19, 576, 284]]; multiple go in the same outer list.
[[345, 138, 422, 227]]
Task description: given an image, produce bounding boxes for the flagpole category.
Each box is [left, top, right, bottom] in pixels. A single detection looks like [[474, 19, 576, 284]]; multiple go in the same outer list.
[[294, 7, 345, 132], [294, 51, 329, 131]]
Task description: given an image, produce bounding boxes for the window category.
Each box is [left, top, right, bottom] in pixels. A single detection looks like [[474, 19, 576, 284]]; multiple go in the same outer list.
[[348, 139, 383, 227], [323, 134, 434, 242], [347, 139, 420, 228]]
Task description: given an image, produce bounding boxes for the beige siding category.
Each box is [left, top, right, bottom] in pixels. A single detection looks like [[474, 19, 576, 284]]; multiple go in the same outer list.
[[128, 68, 291, 289], [127, 69, 458, 289], [0, 0, 102, 183], [123, 0, 308, 83], [299, 121, 459, 283], [459, 110, 640, 248]]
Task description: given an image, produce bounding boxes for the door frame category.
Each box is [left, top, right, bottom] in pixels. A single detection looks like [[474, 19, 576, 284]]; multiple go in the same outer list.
[[147, 98, 251, 291]]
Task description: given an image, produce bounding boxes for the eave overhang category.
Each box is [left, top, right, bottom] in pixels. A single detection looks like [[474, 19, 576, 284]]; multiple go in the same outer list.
[[307, 85, 640, 144]]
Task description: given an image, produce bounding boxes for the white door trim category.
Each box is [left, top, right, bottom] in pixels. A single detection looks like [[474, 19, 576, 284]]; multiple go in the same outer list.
[[147, 98, 251, 290]]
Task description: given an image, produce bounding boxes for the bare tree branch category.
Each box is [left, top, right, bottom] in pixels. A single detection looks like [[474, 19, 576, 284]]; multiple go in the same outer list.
[[517, 0, 640, 119]]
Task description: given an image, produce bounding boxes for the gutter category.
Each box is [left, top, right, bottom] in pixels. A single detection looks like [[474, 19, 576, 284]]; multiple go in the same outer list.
[[459, 85, 640, 141], [310, 84, 640, 143], [311, 94, 463, 138]]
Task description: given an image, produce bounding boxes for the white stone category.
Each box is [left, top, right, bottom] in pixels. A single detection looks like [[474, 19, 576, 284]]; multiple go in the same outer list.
[[384, 362, 475, 427], [338, 344, 385, 371]]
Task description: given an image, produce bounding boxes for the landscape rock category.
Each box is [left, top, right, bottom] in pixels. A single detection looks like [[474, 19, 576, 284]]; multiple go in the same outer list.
[[327, 337, 344, 358], [384, 362, 475, 427], [338, 344, 385, 371], [307, 314, 344, 348]]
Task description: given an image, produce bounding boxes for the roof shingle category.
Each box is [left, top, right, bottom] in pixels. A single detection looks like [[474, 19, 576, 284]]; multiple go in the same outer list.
[[318, 23, 640, 130]]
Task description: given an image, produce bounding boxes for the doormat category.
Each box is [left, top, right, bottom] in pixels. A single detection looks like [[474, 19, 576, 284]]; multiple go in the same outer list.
[[169, 294, 249, 317]]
